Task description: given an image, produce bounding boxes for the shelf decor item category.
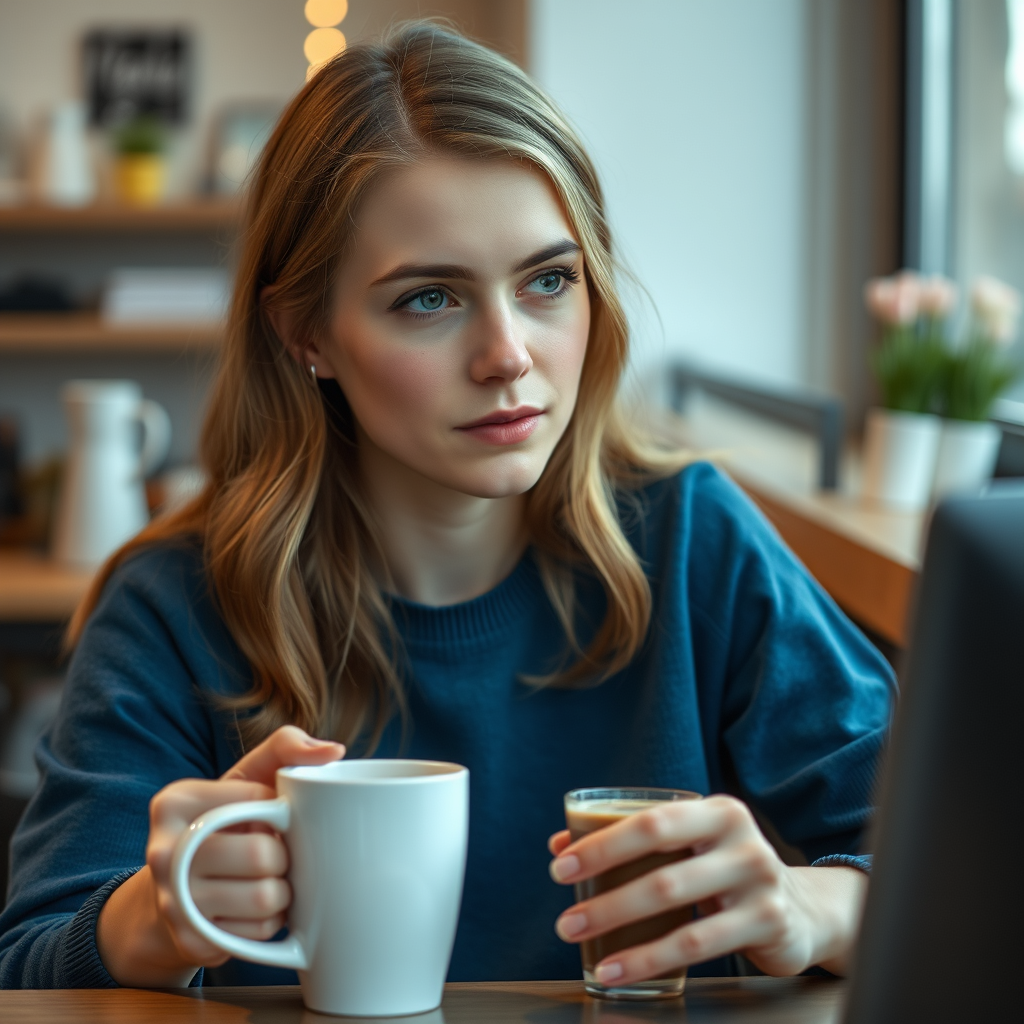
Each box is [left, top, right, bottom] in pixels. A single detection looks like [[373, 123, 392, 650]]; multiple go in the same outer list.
[[931, 276, 1021, 498], [208, 105, 278, 195], [101, 267, 230, 324], [52, 380, 171, 566], [861, 271, 949, 509], [40, 102, 96, 207], [113, 115, 166, 206]]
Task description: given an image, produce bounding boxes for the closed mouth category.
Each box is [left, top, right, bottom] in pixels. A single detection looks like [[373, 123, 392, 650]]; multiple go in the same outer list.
[[455, 406, 544, 430]]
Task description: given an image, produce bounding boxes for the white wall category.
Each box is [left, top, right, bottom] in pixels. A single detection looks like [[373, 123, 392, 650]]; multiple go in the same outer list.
[[529, 0, 810, 394]]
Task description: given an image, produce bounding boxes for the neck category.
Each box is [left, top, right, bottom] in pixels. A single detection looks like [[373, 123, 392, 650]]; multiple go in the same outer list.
[[358, 439, 528, 607]]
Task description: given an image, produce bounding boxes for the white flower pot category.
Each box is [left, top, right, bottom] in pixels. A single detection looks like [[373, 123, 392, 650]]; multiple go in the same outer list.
[[862, 408, 941, 510], [931, 419, 1002, 499]]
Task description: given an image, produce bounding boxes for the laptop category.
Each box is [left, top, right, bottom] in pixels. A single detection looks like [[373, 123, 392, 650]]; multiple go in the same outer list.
[[844, 487, 1024, 1022]]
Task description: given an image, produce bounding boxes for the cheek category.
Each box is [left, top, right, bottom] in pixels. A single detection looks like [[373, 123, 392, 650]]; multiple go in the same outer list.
[[337, 338, 457, 440], [538, 300, 591, 398]]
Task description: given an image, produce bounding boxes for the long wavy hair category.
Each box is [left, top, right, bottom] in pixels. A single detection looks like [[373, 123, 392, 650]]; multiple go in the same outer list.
[[70, 21, 686, 751]]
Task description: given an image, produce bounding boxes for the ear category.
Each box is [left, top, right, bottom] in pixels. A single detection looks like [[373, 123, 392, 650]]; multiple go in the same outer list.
[[260, 285, 337, 380]]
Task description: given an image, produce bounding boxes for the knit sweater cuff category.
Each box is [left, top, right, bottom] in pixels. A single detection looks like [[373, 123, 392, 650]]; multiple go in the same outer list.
[[810, 853, 872, 874], [57, 867, 142, 987], [55, 866, 206, 989]]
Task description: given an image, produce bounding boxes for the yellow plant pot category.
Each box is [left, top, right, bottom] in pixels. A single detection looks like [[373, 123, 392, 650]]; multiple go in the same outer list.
[[115, 154, 165, 206]]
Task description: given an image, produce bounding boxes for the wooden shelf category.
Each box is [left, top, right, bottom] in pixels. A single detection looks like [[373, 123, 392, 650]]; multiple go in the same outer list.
[[0, 313, 223, 352], [0, 550, 94, 622], [0, 199, 241, 232]]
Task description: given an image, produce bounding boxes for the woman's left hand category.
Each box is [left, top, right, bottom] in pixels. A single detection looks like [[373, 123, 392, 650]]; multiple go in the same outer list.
[[547, 795, 867, 986]]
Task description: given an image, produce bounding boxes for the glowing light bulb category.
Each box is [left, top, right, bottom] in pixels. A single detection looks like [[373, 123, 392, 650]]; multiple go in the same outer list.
[[305, 0, 348, 28], [304, 27, 346, 65]]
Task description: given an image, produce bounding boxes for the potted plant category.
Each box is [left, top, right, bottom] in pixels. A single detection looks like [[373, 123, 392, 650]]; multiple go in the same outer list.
[[862, 271, 948, 509], [931, 276, 1021, 498], [113, 114, 166, 206]]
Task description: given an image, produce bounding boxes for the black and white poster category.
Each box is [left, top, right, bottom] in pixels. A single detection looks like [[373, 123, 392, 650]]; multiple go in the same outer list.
[[83, 29, 192, 125]]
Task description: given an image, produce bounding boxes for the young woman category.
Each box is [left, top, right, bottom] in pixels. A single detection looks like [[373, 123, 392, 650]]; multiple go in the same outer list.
[[0, 23, 893, 990]]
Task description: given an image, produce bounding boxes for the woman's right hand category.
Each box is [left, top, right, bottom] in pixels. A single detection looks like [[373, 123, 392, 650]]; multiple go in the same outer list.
[[96, 725, 345, 987]]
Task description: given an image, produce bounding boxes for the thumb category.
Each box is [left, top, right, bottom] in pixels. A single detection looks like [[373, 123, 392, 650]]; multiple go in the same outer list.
[[223, 724, 346, 787]]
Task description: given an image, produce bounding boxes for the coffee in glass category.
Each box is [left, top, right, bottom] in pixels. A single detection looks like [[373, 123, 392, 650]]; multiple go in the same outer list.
[[564, 787, 702, 1000]]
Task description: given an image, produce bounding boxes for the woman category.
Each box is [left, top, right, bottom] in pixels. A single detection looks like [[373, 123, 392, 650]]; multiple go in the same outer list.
[[0, 23, 892, 990]]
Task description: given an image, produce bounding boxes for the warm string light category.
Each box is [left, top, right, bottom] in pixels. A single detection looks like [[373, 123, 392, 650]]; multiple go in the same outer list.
[[304, 0, 348, 80]]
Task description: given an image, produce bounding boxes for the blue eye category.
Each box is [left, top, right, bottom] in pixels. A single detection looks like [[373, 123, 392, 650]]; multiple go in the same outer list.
[[534, 273, 563, 293], [406, 288, 449, 313], [523, 267, 579, 298]]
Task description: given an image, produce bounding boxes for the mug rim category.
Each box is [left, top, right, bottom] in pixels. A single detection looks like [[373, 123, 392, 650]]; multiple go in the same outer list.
[[278, 758, 467, 784]]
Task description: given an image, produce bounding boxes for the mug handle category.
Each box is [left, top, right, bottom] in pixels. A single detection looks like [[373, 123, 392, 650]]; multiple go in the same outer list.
[[136, 398, 172, 478], [169, 797, 308, 971]]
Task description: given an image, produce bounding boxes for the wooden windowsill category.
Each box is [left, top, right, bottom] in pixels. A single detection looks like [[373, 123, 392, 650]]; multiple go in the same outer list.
[[657, 394, 925, 647]]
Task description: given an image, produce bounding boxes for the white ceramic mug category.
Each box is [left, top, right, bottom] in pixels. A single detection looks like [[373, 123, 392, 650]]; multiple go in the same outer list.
[[171, 760, 469, 1017]]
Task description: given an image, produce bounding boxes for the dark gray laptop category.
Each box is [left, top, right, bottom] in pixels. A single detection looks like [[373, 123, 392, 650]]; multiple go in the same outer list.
[[844, 488, 1024, 1022]]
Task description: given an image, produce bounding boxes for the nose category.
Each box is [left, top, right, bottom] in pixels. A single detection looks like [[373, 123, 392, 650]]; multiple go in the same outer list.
[[468, 299, 533, 385]]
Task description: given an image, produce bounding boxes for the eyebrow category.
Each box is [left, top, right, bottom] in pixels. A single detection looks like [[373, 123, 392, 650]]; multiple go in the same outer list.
[[370, 239, 582, 286]]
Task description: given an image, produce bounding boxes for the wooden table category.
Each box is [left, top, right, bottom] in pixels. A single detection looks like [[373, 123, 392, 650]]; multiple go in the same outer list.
[[0, 978, 845, 1023]]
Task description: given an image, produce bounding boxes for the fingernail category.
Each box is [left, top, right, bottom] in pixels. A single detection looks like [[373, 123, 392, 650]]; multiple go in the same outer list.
[[556, 912, 588, 940], [549, 854, 580, 882], [595, 961, 623, 984], [303, 736, 339, 747]]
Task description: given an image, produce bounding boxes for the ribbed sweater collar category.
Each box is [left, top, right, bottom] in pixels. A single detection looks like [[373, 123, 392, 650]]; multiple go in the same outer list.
[[388, 551, 542, 649]]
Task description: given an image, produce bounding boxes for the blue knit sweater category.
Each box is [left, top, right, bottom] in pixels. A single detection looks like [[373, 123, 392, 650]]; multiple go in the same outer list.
[[0, 463, 894, 988]]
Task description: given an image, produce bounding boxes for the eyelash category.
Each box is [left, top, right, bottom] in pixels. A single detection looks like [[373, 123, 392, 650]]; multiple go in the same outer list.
[[394, 265, 582, 321]]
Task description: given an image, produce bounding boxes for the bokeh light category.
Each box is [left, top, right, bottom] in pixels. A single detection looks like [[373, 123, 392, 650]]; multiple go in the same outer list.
[[304, 27, 346, 66], [305, 0, 348, 28]]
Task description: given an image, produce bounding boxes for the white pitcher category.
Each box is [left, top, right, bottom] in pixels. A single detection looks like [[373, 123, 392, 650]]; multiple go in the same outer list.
[[53, 381, 171, 566]]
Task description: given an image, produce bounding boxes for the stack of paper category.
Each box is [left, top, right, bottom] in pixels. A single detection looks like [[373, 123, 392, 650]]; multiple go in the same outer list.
[[102, 268, 230, 324]]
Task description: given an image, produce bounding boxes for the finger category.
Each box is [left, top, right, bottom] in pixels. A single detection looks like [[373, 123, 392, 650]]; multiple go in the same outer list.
[[223, 725, 345, 786], [548, 831, 572, 856], [150, 779, 277, 833], [192, 831, 288, 880], [555, 843, 760, 944], [191, 876, 292, 921], [550, 796, 752, 884], [593, 904, 772, 987], [213, 914, 288, 942]]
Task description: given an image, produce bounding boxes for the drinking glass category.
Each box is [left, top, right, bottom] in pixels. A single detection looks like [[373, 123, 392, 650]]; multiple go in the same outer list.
[[564, 787, 702, 1001]]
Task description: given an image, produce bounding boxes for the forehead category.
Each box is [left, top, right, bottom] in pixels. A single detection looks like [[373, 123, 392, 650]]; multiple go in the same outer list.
[[348, 156, 577, 270]]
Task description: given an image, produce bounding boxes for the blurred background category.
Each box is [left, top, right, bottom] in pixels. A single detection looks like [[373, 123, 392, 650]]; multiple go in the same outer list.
[[1, 0, 1023, 890]]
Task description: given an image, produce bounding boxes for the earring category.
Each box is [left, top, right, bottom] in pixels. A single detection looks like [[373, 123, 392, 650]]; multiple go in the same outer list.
[[310, 364, 317, 381]]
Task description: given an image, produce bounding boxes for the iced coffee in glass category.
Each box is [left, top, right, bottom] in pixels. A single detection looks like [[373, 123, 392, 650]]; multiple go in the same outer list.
[[564, 787, 702, 1000]]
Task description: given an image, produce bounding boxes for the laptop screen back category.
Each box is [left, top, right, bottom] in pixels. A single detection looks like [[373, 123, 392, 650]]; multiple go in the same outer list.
[[844, 490, 1024, 1022]]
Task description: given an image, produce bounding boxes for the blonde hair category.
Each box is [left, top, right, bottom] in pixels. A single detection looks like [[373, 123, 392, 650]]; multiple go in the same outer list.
[[70, 21, 685, 751]]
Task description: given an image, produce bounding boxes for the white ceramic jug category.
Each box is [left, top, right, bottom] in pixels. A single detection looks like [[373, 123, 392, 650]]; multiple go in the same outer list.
[[53, 380, 171, 566], [42, 101, 96, 207]]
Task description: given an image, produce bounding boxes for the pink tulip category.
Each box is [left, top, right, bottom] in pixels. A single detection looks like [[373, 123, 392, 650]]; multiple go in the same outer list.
[[971, 275, 1022, 345], [864, 270, 921, 326], [918, 275, 958, 318]]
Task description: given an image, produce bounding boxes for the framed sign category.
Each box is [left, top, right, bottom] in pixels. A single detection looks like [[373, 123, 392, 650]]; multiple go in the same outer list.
[[83, 29, 191, 125]]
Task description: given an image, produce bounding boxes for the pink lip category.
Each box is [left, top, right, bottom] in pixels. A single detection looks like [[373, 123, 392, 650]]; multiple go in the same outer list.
[[455, 406, 544, 446]]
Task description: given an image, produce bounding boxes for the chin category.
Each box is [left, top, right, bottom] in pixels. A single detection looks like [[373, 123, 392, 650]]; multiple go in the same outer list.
[[445, 454, 550, 499]]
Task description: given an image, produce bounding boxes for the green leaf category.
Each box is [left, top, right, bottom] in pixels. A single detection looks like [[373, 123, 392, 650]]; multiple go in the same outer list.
[[114, 115, 166, 155]]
